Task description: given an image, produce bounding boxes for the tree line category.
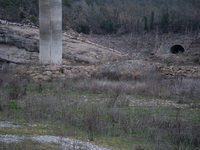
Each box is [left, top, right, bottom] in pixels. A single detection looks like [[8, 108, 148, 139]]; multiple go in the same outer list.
[[0, 0, 200, 34]]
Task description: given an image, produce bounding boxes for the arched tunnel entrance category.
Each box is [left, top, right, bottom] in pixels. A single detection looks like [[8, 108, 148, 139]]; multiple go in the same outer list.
[[170, 45, 185, 54]]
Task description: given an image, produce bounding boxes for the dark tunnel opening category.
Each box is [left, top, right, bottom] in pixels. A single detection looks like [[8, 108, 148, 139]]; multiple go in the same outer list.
[[170, 45, 185, 54]]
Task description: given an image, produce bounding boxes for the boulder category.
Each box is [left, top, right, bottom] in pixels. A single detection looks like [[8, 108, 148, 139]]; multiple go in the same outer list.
[[43, 76, 51, 81], [43, 71, 52, 76]]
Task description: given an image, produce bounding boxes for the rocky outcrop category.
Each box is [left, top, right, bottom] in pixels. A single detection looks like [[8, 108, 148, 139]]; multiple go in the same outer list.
[[0, 23, 127, 64], [1, 21, 200, 81], [0, 25, 39, 52], [0, 44, 38, 63]]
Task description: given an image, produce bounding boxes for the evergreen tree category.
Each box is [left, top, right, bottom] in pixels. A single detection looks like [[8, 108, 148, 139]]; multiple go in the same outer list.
[[161, 10, 169, 32], [150, 11, 154, 30], [144, 16, 148, 31]]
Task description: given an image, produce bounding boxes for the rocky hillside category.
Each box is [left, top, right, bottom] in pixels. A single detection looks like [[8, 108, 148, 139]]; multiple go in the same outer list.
[[0, 23, 128, 64], [0, 21, 200, 82]]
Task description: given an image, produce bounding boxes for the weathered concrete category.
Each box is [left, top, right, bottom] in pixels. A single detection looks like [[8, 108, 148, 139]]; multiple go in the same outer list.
[[50, 0, 62, 65], [39, 0, 62, 65], [157, 42, 191, 55], [39, 0, 51, 64]]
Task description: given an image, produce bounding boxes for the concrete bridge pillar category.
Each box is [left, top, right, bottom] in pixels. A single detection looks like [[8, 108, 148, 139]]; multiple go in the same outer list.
[[51, 0, 62, 65], [39, 0, 62, 65]]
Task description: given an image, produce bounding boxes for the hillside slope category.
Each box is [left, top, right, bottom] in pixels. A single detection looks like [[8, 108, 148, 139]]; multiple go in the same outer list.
[[0, 24, 127, 64]]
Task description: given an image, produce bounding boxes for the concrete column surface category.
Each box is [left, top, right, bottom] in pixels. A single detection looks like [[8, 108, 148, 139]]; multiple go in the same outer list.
[[50, 0, 62, 65], [39, 0, 51, 64]]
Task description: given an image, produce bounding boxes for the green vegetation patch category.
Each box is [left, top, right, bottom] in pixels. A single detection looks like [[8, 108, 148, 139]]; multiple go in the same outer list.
[[0, 71, 200, 149]]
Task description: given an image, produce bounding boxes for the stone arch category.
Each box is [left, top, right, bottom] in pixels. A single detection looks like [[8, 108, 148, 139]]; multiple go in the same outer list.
[[170, 45, 185, 54]]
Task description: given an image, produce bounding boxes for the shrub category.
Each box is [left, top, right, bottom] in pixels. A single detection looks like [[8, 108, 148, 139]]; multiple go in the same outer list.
[[76, 24, 90, 34], [30, 14, 37, 23], [63, 0, 71, 7], [19, 12, 25, 20], [101, 19, 115, 33]]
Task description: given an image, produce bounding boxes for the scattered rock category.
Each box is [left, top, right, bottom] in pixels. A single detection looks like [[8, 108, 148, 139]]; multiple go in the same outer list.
[[51, 65, 62, 71], [42, 76, 51, 81], [33, 75, 43, 82], [0, 135, 112, 150], [43, 71, 52, 76], [0, 121, 21, 128], [157, 65, 200, 78]]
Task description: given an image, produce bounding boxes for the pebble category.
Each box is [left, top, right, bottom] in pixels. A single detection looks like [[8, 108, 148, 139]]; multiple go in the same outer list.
[[0, 135, 112, 150], [0, 121, 112, 149], [0, 121, 21, 128], [31, 136, 112, 150], [0, 135, 25, 143], [130, 99, 190, 108]]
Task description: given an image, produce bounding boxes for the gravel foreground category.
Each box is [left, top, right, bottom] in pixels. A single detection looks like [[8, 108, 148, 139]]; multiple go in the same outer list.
[[0, 121, 21, 128], [0, 135, 112, 150], [0, 122, 113, 150]]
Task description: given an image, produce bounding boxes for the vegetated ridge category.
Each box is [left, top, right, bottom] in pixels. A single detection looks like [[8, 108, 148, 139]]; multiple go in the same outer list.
[[0, 0, 199, 34]]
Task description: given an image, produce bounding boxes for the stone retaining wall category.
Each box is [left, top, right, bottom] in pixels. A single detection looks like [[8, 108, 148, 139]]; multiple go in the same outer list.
[[12, 62, 98, 82], [157, 65, 200, 78]]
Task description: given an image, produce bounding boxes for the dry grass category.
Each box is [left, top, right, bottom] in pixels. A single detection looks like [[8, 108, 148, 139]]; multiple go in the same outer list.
[[0, 62, 200, 149]]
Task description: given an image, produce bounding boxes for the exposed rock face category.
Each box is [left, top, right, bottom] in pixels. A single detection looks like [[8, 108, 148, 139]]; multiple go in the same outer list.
[[0, 24, 127, 64], [1, 23, 200, 81], [0, 25, 39, 52], [0, 44, 38, 63]]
